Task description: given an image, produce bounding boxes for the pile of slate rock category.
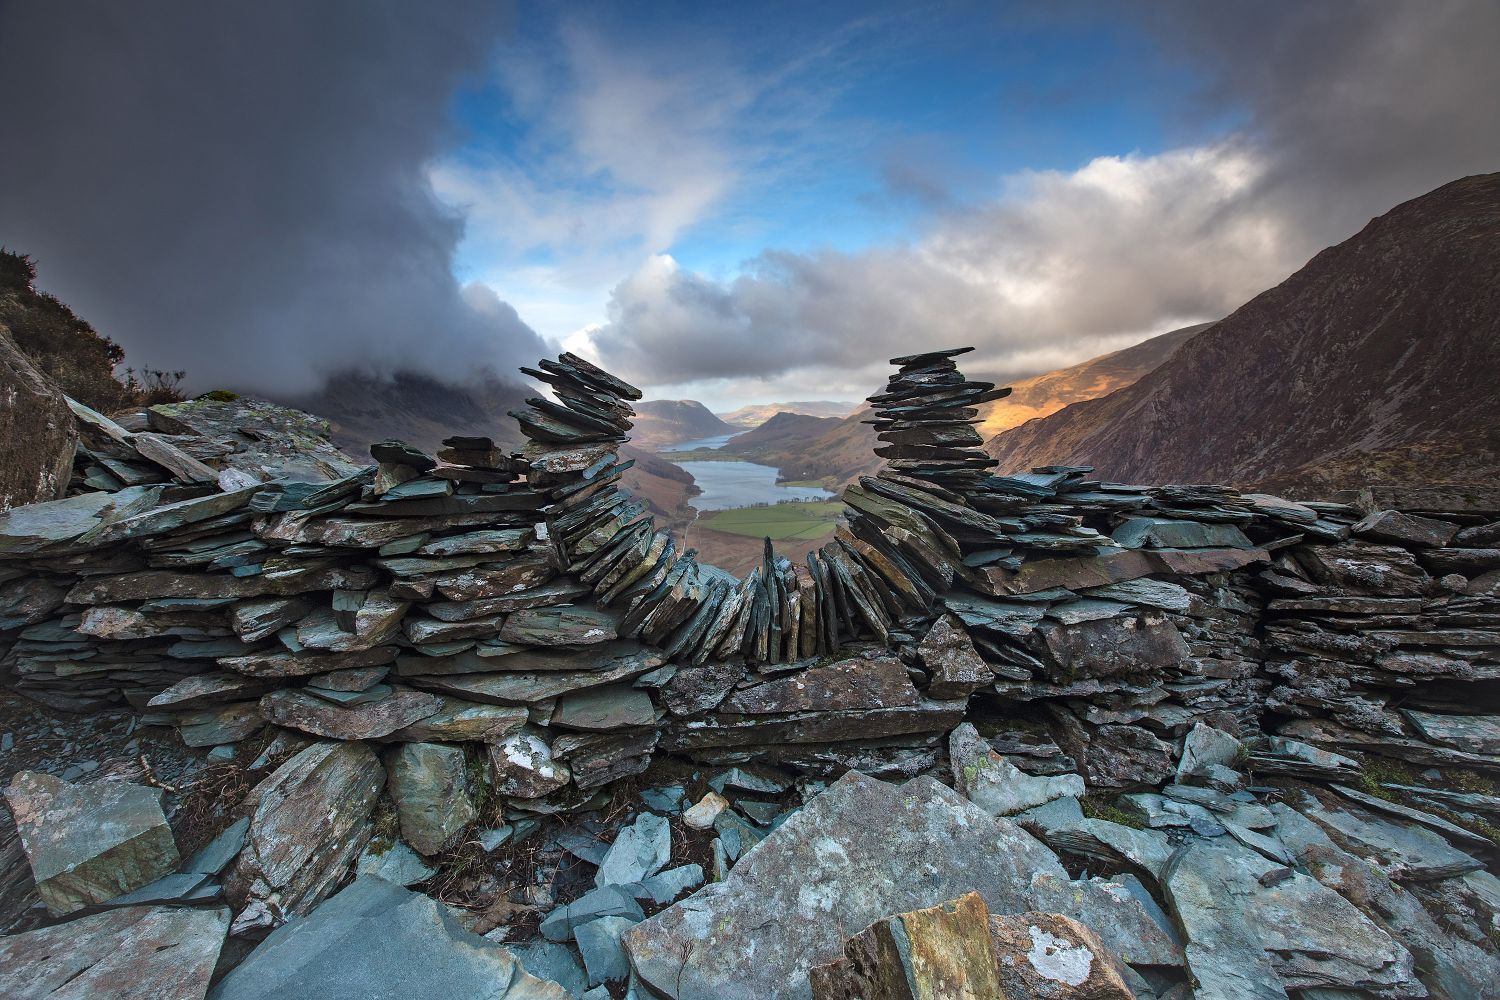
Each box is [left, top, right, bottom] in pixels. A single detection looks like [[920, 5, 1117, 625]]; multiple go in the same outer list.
[[1, 347, 1498, 999]]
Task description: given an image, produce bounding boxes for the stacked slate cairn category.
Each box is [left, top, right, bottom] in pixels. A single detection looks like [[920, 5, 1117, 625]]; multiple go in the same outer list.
[[1, 348, 1499, 999]]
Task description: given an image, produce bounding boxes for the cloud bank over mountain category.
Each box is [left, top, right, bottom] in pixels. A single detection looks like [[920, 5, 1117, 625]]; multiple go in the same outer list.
[[0, 1, 546, 395]]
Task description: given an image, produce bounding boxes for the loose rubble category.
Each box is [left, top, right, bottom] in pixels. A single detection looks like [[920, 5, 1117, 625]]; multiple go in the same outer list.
[[0, 347, 1496, 998]]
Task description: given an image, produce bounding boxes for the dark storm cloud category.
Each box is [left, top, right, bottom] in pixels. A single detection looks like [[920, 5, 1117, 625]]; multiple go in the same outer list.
[[589, 0, 1500, 392], [0, 1, 546, 395]]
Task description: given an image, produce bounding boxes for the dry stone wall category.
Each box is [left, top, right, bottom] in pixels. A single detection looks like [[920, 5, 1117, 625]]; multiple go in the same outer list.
[[1, 347, 1497, 862]]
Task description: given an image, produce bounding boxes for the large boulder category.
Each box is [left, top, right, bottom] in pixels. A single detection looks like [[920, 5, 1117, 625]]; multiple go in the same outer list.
[[0, 321, 74, 510], [4, 771, 179, 915]]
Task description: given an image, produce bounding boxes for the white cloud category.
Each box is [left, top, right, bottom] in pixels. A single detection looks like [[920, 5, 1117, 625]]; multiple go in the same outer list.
[[583, 142, 1300, 395]]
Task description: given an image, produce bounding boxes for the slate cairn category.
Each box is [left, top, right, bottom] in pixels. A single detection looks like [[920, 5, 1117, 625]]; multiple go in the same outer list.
[[2, 349, 1499, 1000]]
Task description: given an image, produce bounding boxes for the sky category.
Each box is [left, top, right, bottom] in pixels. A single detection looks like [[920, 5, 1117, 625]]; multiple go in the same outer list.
[[1, 1, 1498, 409]]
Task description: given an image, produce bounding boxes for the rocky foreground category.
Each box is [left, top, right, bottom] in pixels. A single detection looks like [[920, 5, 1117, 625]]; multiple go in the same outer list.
[[0, 349, 1497, 999]]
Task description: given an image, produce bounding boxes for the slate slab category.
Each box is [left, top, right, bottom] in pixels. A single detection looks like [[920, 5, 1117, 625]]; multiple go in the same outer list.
[[5, 771, 179, 915], [596, 811, 672, 887], [0, 904, 229, 1000], [623, 772, 1069, 1000], [210, 876, 568, 999]]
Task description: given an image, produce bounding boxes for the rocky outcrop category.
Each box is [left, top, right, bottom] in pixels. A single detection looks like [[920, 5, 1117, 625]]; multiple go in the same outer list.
[[0, 322, 75, 510]]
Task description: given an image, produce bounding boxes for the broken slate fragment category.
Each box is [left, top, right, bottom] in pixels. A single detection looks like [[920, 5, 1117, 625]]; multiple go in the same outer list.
[[0, 904, 229, 1000], [211, 876, 567, 1000], [5, 770, 180, 915], [949, 723, 1083, 816], [385, 742, 477, 856], [809, 891, 1003, 1000], [183, 816, 251, 875], [987, 910, 1136, 1000], [596, 811, 672, 888]]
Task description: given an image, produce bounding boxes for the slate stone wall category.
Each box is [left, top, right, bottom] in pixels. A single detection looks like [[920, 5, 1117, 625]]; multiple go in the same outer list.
[[1, 350, 1497, 809]]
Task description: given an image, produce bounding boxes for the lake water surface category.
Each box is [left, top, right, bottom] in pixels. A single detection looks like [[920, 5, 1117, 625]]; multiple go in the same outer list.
[[668, 434, 834, 510]]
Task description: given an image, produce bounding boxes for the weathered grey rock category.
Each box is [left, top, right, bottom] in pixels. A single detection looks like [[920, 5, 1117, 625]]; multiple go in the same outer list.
[[0, 322, 76, 510], [5, 771, 179, 915], [1293, 790, 1483, 881], [1079, 724, 1176, 788], [1352, 510, 1459, 548], [1400, 709, 1500, 754], [0, 903, 228, 1000], [211, 876, 568, 999], [306, 664, 390, 693], [596, 810, 672, 888], [632, 864, 704, 905], [500, 605, 621, 645], [385, 697, 528, 743], [539, 884, 645, 942], [259, 686, 440, 740], [147, 672, 274, 710], [508, 940, 589, 997], [721, 656, 919, 714], [1273, 803, 1500, 1000], [386, 742, 477, 856], [1035, 612, 1190, 681], [917, 613, 991, 699], [97, 871, 216, 908], [623, 772, 1069, 1000], [809, 892, 1003, 1000], [1082, 578, 1192, 612], [183, 817, 250, 875], [488, 729, 571, 798], [179, 702, 265, 747], [553, 684, 656, 730], [1162, 838, 1420, 999], [226, 742, 384, 934], [949, 723, 1083, 816], [356, 840, 436, 887], [987, 910, 1136, 1000], [0, 488, 154, 554], [577, 914, 637, 987], [1026, 871, 1184, 969], [1176, 722, 1243, 781]]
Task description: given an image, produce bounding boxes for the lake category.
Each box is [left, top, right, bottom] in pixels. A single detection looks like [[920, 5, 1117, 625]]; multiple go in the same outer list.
[[676, 461, 834, 510], [667, 433, 834, 510]]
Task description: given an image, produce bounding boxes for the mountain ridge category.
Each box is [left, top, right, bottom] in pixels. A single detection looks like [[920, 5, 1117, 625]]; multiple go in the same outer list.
[[985, 172, 1500, 490]]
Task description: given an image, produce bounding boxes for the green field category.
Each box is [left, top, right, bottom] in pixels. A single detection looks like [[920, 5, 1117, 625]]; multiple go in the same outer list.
[[698, 500, 845, 540]]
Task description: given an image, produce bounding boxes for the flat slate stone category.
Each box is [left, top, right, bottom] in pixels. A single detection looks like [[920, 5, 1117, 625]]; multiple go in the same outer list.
[[540, 884, 645, 942], [1293, 790, 1484, 881], [259, 687, 441, 740], [553, 684, 656, 730], [5, 771, 179, 915], [356, 841, 436, 887], [499, 605, 622, 646], [1400, 709, 1500, 754], [1162, 837, 1418, 999], [721, 657, 919, 715], [0, 904, 229, 1000], [623, 772, 1069, 1000], [210, 876, 567, 1000], [183, 817, 250, 874], [385, 697, 528, 743]]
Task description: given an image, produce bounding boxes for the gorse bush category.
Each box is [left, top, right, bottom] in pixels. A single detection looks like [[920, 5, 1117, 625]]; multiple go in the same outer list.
[[0, 248, 187, 411]]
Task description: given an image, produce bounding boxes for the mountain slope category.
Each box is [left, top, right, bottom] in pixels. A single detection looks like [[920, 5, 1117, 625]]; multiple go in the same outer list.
[[716, 400, 856, 429], [629, 400, 736, 450], [972, 323, 1211, 438], [758, 323, 1210, 487], [724, 411, 844, 463], [288, 370, 530, 459], [985, 173, 1500, 490]]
